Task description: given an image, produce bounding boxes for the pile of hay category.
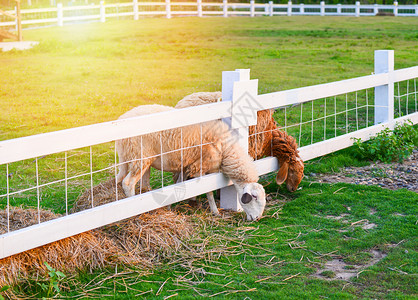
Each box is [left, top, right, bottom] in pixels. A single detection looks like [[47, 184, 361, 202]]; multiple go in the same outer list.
[[0, 207, 122, 297], [0, 207, 58, 231], [71, 178, 148, 212], [72, 178, 196, 263], [0, 179, 195, 298]]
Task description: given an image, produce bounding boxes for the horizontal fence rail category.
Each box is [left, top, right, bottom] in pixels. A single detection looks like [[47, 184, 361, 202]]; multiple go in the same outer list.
[[0, 50, 417, 259], [0, 102, 232, 165], [257, 66, 418, 110], [0, 1, 417, 31]]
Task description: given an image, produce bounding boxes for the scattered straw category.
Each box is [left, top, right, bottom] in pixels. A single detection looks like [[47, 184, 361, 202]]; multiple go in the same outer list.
[[282, 272, 301, 281], [0, 177, 279, 298], [0, 209, 121, 298], [0, 179, 196, 298], [71, 178, 126, 212]]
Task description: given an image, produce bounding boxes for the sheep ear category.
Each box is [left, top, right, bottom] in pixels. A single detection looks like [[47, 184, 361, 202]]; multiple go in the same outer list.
[[276, 161, 289, 185], [241, 193, 253, 204]]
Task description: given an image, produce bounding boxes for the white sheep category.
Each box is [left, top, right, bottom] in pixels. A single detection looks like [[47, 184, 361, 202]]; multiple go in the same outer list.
[[176, 92, 304, 192], [116, 104, 266, 221]]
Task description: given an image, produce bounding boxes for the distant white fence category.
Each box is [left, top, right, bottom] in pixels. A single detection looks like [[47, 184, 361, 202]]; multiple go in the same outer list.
[[0, 0, 417, 30], [0, 50, 417, 259]]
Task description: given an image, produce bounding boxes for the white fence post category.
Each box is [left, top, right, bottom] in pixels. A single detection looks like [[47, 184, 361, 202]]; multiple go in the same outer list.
[[223, 0, 228, 17], [416, 4, 418, 17], [166, 0, 171, 19], [337, 3, 341, 15], [57, 3, 63, 26], [269, 1, 273, 16], [133, 0, 139, 20], [374, 3, 378, 15], [250, 0, 255, 17], [287, 1, 292, 16], [393, 1, 398, 16], [320, 1, 325, 16], [100, 1, 105, 22], [300, 3, 304, 14], [197, 0, 202, 17], [355, 1, 360, 17], [220, 69, 258, 212], [374, 50, 394, 125]]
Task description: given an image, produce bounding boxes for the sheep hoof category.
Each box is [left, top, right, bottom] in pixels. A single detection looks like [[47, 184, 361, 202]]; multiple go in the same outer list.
[[212, 210, 220, 216]]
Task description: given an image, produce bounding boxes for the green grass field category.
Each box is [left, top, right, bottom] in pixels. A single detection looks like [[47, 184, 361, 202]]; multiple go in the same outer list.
[[1, 16, 417, 299], [1, 16, 417, 139]]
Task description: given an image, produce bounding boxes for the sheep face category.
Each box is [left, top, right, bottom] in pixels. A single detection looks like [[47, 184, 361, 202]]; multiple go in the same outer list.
[[275, 158, 304, 193], [238, 183, 266, 221], [286, 158, 304, 192]]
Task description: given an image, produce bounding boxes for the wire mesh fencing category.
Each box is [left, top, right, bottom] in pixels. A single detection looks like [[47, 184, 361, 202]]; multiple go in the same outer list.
[[1, 62, 417, 258], [0, 122, 224, 234], [249, 77, 417, 163], [395, 78, 418, 118]]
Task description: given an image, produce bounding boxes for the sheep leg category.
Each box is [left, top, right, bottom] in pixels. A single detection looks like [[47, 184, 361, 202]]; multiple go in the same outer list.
[[207, 191, 219, 216], [116, 161, 129, 184], [122, 159, 154, 197], [173, 172, 181, 184], [140, 167, 151, 193], [182, 146, 221, 209], [181, 164, 219, 214]]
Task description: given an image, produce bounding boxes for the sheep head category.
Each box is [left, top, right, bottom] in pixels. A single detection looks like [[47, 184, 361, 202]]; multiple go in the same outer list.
[[237, 182, 266, 221], [272, 130, 304, 192], [276, 157, 304, 192]]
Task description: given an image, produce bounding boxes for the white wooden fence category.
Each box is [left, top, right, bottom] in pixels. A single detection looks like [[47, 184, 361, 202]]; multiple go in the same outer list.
[[0, 50, 417, 259], [0, 1, 417, 30]]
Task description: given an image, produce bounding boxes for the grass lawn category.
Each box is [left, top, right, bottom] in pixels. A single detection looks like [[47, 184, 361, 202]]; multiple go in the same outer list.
[[0, 16, 417, 299], [1, 16, 417, 139], [16, 177, 418, 299]]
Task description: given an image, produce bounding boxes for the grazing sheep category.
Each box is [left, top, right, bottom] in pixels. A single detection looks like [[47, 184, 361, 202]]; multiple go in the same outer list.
[[175, 92, 304, 192], [116, 104, 266, 221]]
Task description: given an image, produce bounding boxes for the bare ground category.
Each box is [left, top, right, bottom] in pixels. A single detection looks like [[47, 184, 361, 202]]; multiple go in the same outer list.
[[312, 250, 387, 281], [308, 150, 417, 281], [308, 150, 418, 193]]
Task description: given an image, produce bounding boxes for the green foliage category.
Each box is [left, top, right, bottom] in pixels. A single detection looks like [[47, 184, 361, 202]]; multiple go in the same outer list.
[[353, 121, 418, 163], [36, 262, 66, 298]]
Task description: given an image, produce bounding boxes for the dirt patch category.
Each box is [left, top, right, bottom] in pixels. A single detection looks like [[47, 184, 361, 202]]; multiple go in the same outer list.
[[315, 214, 377, 230], [362, 223, 377, 230], [323, 213, 350, 221], [313, 250, 387, 281], [310, 150, 418, 192]]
